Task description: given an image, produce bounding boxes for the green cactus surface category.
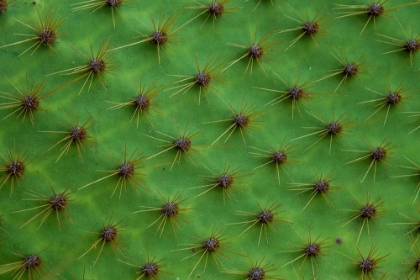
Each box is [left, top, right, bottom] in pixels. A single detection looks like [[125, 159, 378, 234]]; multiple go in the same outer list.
[[1, 0, 420, 279]]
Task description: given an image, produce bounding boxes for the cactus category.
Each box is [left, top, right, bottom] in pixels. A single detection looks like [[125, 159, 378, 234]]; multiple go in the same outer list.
[[1, 0, 420, 279]]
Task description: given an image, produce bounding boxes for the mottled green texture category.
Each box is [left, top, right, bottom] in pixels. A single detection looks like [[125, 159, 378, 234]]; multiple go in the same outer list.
[[0, 0, 420, 279]]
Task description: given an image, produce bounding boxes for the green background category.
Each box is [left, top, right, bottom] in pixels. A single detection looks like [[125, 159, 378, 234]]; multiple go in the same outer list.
[[1, 0, 420, 279]]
